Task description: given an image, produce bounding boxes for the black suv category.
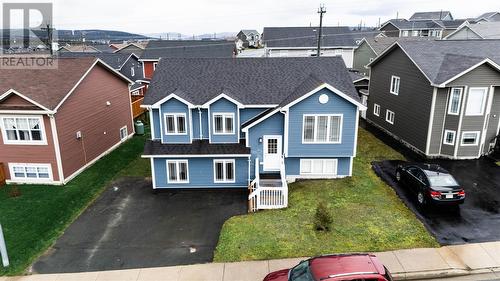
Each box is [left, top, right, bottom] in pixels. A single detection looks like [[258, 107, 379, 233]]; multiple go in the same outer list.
[[396, 163, 465, 206]]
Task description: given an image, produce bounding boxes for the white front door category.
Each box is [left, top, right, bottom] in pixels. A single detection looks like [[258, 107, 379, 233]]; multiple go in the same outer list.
[[360, 95, 368, 119], [263, 135, 282, 171]]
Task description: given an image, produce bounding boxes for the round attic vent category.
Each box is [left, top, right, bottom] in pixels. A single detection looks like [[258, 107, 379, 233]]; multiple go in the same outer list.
[[319, 94, 329, 104]]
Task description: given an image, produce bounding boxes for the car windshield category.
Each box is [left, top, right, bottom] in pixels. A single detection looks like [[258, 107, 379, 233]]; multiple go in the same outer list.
[[427, 174, 458, 187], [289, 261, 315, 281]]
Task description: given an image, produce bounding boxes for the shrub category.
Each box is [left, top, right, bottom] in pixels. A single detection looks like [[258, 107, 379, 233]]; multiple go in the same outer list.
[[8, 185, 21, 198], [313, 201, 333, 231]]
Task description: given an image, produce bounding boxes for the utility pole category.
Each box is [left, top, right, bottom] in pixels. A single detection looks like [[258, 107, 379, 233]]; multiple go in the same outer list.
[[316, 4, 326, 57], [42, 23, 53, 55]]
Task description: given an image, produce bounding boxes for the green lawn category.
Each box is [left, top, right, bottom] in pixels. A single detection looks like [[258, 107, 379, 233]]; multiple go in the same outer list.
[[0, 133, 149, 276], [214, 128, 438, 262]]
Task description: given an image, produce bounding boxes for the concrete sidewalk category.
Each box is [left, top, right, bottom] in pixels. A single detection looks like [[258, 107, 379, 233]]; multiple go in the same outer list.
[[2, 242, 500, 281]]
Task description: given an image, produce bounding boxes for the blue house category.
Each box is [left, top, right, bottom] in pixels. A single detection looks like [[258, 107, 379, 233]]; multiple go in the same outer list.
[[141, 57, 366, 211]]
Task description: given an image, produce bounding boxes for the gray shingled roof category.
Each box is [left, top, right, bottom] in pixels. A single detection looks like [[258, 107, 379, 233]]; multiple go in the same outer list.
[[240, 30, 259, 36], [140, 40, 235, 60], [476, 12, 499, 21], [363, 37, 432, 55], [263, 27, 375, 48], [466, 22, 500, 39], [58, 52, 132, 69], [384, 19, 443, 30], [409, 11, 453, 21], [143, 139, 250, 155], [385, 40, 500, 85], [143, 57, 359, 106]]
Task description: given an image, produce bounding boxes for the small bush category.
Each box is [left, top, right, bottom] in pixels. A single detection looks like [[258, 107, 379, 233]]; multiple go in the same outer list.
[[8, 185, 21, 198], [313, 201, 333, 231]]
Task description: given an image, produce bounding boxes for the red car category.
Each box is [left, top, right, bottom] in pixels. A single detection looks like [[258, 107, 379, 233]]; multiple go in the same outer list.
[[263, 254, 393, 281]]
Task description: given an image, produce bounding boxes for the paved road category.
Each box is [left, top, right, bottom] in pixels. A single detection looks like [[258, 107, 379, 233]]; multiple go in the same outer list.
[[364, 121, 500, 245], [32, 178, 247, 273]]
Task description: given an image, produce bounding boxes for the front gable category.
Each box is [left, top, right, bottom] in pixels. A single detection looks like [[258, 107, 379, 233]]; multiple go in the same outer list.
[[209, 97, 239, 143], [159, 97, 192, 144], [286, 87, 358, 157], [0, 89, 50, 112]]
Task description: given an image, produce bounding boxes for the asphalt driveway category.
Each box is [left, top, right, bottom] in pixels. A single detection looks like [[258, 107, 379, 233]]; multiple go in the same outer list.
[[32, 178, 247, 273], [363, 121, 500, 245]]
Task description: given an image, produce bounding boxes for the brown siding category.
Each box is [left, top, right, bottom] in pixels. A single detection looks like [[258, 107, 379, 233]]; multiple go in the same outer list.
[[55, 64, 133, 179], [1, 94, 36, 107], [0, 114, 60, 181]]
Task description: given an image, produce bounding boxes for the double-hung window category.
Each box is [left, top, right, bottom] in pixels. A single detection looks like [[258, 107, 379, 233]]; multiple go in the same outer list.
[[166, 160, 189, 183], [214, 159, 235, 183], [1, 116, 46, 145], [164, 113, 186, 135], [465, 88, 487, 116], [385, 110, 395, 124], [302, 114, 342, 144], [213, 113, 234, 134], [447, 88, 462, 115], [390, 76, 400, 95], [373, 104, 381, 116], [443, 130, 456, 146]]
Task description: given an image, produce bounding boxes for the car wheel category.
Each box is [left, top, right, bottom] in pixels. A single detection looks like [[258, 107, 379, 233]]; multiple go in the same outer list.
[[396, 171, 401, 182], [417, 192, 426, 205]]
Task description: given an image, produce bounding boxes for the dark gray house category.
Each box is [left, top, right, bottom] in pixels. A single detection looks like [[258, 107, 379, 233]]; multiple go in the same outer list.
[[236, 30, 261, 48], [353, 37, 399, 75], [366, 40, 500, 159]]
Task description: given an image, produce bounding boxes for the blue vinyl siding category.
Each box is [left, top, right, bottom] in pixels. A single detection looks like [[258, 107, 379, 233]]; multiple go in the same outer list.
[[285, 157, 351, 177], [247, 112, 284, 177], [152, 108, 161, 139], [209, 98, 239, 143], [239, 108, 268, 138], [191, 108, 209, 140], [160, 98, 191, 143], [153, 157, 249, 188], [287, 88, 357, 157]]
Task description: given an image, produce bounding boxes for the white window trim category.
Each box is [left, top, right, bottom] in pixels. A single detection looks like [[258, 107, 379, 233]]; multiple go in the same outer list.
[[465, 87, 488, 116], [460, 131, 480, 146], [300, 159, 338, 176], [373, 104, 380, 117], [385, 110, 395, 125], [119, 126, 128, 141], [8, 163, 53, 182], [212, 112, 235, 135], [166, 160, 189, 183], [153, 62, 158, 70], [131, 90, 140, 96], [390, 75, 400, 95], [302, 114, 343, 144], [447, 87, 463, 115], [213, 159, 236, 183], [0, 115, 47, 145], [163, 113, 187, 135], [443, 130, 456, 146]]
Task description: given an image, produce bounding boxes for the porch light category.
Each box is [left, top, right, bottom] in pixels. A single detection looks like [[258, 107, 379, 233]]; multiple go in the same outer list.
[[259, 137, 263, 143]]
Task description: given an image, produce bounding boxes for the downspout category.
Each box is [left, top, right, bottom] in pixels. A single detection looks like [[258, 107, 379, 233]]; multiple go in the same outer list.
[[198, 107, 203, 139], [247, 156, 251, 185]]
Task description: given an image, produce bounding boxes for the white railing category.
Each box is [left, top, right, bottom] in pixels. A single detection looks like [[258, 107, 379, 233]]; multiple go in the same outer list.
[[248, 157, 288, 212]]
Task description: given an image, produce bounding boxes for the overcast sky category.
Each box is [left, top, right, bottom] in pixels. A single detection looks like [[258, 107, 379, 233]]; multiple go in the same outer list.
[[10, 0, 500, 35]]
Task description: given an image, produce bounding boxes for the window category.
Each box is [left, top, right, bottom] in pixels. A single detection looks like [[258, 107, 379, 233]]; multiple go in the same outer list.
[[302, 115, 342, 144], [402, 30, 409, 37], [447, 88, 463, 115], [131, 90, 140, 96], [390, 76, 400, 95], [385, 110, 395, 124], [9, 163, 52, 181], [214, 159, 235, 183], [166, 160, 189, 183], [443, 130, 456, 145], [1, 116, 46, 145], [411, 30, 419, 37], [213, 113, 234, 134], [300, 159, 337, 176], [153, 62, 158, 70], [373, 104, 380, 116], [465, 88, 487, 116], [130, 67, 135, 77], [461, 131, 480, 146], [119, 126, 128, 141], [164, 113, 187, 135]]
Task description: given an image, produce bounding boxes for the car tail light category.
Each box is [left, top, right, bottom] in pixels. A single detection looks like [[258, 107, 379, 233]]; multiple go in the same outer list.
[[429, 190, 441, 198], [458, 190, 465, 197]]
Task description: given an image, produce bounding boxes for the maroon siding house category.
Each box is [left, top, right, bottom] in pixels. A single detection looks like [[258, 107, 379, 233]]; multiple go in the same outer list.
[[0, 57, 134, 185]]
